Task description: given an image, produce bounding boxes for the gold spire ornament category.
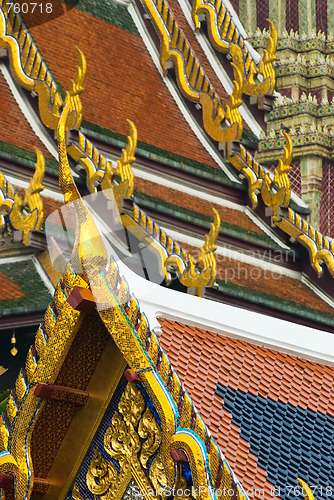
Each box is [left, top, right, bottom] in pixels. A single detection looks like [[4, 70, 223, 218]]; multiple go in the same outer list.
[[261, 131, 292, 215], [164, 208, 220, 296], [0, 148, 45, 245], [57, 93, 108, 282]]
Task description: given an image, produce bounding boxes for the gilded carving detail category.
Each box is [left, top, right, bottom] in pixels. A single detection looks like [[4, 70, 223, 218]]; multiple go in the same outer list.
[[261, 131, 292, 215], [57, 94, 108, 282], [0, 2, 85, 130], [164, 208, 220, 296], [227, 136, 334, 278], [86, 449, 117, 495], [0, 266, 85, 499], [227, 142, 265, 209], [78, 383, 165, 500], [67, 120, 136, 204], [0, 148, 45, 245], [274, 207, 334, 278], [140, 0, 243, 142], [192, 0, 277, 97], [122, 204, 220, 295], [138, 408, 161, 469]]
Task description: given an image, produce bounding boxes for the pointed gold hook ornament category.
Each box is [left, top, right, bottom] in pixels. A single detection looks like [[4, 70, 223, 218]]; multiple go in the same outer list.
[[57, 93, 108, 282]]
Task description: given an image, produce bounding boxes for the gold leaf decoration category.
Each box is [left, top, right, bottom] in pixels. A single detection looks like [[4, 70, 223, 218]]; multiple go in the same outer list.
[[140, 0, 242, 142], [149, 452, 168, 493], [164, 208, 220, 296], [0, 148, 45, 245], [68, 120, 136, 205], [0, 3, 86, 131], [86, 449, 117, 495], [192, 0, 277, 97], [138, 408, 162, 469], [118, 383, 145, 427], [261, 131, 292, 214], [81, 383, 166, 500]]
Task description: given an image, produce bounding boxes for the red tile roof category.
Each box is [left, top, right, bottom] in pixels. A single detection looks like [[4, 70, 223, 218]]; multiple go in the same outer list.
[[179, 241, 334, 314], [0, 271, 25, 300], [28, 8, 221, 169], [158, 318, 334, 496], [0, 72, 52, 159], [134, 177, 264, 233]]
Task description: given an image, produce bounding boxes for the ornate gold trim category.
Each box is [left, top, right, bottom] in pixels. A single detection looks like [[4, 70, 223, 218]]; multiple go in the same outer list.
[[227, 136, 334, 279], [123, 204, 220, 296], [0, 147, 45, 245], [261, 131, 292, 215], [0, 270, 86, 499], [46, 339, 127, 500], [140, 0, 243, 142], [67, 119, 136, 203], [165, 208, 220, 296], [0, 1, 85, 130], [192, 0, 277, 97], [227, 142, 265, 209]]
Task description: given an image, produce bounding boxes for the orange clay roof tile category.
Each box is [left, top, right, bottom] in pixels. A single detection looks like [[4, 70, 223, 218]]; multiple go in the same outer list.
[[28, 8, 221, 169], [158, 318, 334, 495], [0, 72, 53, 159]]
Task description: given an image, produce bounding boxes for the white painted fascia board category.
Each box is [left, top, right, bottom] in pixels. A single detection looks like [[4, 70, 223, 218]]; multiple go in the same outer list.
[[3, 174, 63, 202], [32, 255, 55, 294], [128, 1, 241, 184], [302, 274, 334, 310], [0, 254, 34, 264], [132, 165, 244, 211], [100, 247, 334, 366], [132, 164, 290, 249], [244, 207, 290, 250]]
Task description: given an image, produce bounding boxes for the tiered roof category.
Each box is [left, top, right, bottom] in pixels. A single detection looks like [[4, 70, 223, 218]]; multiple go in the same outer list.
[[0, 0, 333, 499]]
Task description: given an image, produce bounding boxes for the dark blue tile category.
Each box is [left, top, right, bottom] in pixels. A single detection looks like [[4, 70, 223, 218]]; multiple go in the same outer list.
[[216, 384, 334, 500]]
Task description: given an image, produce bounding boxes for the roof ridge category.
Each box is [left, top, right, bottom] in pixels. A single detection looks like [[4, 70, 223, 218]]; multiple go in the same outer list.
[[0, 1, 84, 130], [227, 140, 334, 279]]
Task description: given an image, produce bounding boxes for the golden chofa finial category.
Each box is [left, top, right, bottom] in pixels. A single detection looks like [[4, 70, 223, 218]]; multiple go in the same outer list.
[[57, 93, 107, 281], [0, 148, 45, 245], [164, 208, 220, 296], [261, 131, 292, 216]]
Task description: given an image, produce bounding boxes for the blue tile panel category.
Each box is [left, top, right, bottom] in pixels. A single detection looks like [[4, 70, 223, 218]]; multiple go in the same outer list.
[[216, 384, 334, 500]]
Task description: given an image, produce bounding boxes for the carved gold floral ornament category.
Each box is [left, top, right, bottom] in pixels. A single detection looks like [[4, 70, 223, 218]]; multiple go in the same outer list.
[[73, 383, 189, 500]]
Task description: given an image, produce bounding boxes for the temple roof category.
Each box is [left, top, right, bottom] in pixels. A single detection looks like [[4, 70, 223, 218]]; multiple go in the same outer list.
[[25, 2, 226, 170], [0, 1, 334, 498], [0, 257, 52, 317], [159, 318, 334, 498]]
